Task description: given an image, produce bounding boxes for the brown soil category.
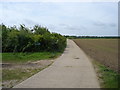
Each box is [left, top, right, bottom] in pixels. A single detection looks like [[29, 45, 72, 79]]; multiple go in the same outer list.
[[73, 39, 118, 72], [2, 60, 53, 69]]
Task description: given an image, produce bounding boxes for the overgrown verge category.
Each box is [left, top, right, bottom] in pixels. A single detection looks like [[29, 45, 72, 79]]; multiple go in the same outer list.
[[92, 59, 119, 88]]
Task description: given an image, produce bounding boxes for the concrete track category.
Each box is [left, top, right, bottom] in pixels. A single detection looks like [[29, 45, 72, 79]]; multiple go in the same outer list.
[[14, 39, 100, 88]]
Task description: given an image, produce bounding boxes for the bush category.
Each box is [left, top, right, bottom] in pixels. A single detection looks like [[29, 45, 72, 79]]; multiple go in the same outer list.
[[1, 24, 66, 52]]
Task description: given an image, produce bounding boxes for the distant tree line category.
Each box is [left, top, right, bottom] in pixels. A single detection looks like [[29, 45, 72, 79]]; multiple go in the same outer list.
[[1, 24, 66, 52], [65, 35, 120, 39]]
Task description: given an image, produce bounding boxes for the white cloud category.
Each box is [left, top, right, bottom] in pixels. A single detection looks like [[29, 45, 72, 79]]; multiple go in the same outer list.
[[0, 2, 118, 36], [0, 0, 119, 2]]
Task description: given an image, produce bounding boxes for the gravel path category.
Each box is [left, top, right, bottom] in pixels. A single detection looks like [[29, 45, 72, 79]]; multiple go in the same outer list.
[[14, 39, 100, 88]]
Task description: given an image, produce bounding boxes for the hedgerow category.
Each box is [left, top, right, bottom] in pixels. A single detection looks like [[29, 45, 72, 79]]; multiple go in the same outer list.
[[1, 24, 66, 52]]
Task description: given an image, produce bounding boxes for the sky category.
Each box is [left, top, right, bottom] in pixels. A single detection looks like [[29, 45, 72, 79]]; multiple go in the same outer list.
[[0, 1, 118, 36]]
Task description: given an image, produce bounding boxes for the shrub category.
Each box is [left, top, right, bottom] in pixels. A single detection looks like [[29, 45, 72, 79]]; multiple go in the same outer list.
[[1, 24, 66, 52]]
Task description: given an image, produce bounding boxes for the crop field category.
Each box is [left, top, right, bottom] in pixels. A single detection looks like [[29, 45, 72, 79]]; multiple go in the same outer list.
[[73, 39, 118, 72]]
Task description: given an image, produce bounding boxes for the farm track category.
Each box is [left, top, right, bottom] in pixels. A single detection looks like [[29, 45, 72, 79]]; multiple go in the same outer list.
[[14, 39, 100, 88]]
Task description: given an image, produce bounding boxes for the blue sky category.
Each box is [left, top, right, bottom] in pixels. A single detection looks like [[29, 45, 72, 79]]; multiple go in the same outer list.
[[0, 2, 118, 36]]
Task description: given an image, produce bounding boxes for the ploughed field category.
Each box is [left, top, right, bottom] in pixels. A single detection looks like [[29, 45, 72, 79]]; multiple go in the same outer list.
[[73, 39, 118, 72]]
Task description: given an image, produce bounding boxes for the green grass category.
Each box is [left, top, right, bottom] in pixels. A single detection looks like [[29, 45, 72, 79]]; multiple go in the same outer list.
[[2, 52, 61, 63], [93, 60, 119, 88], [2, 63, 52, 88], [2, 51, 62, 88], [2, 68, 43, 81], [2, 68, 45, 88]]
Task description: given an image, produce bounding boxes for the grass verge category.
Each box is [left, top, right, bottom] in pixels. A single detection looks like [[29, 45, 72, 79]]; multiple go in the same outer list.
[[2, 59, 53, 88], [2, 51, 62, 88], [92, 59, 119, 88], [2, 52, 61, 63], [2, 66, 50, 88], [2, 68, 43, 81]]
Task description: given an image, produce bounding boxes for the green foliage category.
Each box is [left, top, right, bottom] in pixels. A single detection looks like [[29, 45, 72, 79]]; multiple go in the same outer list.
[[1, 24, 66, 52], [33, 25, 50, 35], [99, 65, 119, 88], [93, 60, 119, 88], [2, 52, 61, 63]]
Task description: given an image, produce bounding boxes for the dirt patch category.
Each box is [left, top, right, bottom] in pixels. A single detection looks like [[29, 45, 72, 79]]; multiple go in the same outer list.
[[2, 60, 54, 88], [2, 60, 53, 69]]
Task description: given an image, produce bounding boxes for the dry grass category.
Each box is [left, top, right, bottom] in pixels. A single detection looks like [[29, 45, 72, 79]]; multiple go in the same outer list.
[[2, 60, 53, 88]]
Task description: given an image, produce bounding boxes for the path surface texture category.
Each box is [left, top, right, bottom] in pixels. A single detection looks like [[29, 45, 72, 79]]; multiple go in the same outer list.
[[14, 39, 100, 88]]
